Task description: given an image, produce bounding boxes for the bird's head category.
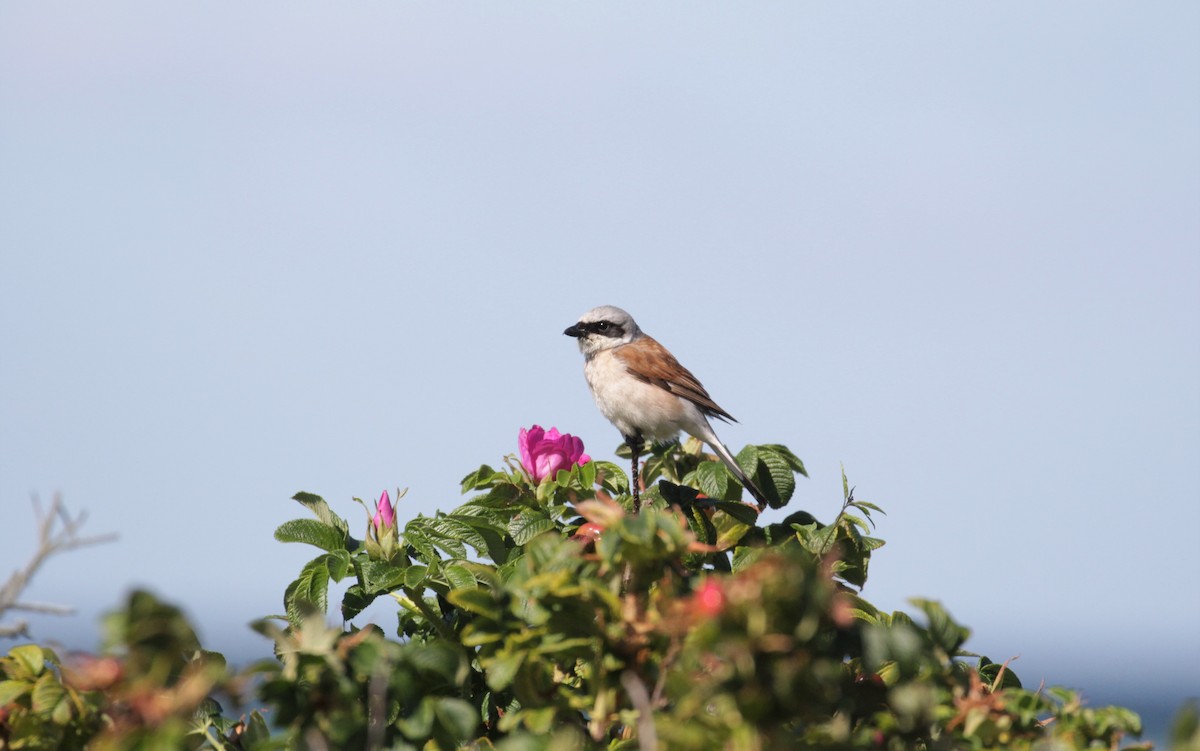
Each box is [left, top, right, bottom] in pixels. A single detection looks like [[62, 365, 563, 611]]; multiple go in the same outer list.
[[563, 305, 641, 356]]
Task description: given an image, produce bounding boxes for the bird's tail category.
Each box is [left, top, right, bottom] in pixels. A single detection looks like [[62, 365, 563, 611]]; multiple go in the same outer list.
[[704, 434, 770, 511]]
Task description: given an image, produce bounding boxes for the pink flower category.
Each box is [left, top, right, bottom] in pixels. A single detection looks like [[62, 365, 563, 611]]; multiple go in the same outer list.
[[518, 425, 591, 483], [372, 490, 395, 533], [692, 579, 726, 618]]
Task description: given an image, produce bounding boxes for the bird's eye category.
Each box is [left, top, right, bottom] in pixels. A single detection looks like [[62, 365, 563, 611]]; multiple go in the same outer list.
[[595, 321, 610, 331]]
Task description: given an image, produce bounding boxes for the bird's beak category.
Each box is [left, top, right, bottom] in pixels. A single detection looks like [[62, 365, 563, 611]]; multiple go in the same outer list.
[[563, 323, 584, 338]]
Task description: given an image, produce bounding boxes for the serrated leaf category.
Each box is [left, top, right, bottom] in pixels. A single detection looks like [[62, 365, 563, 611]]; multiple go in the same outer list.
[[284, 553, 348, 621], [274, 518, 347, 552], [341, 585, 376, 621], [0, 680, 30, 706], [756, 447, 797, 505], [409, 517, 468, 559], [7, 644, 47, 679], [360, 559, 411, 593], [795, 522, 839, 556], [443, 563, 476, 590], [592, 461, 630, 495], [403, 564, 430, 589], [693, 461, 731, 499], [840, 513, 871, 534], [508, 511, 555, 546], [462, 483, 521, 510], [734, 444, 760, 478], [461, 464, 501, 493], [861, 536, 886, 552], [292, 492, 349, 535], [447, 588, 503, 619], [436, 516, 488, 553], [759, 443, 808, 476], [30, 672, 65, 714], [327, 549, 352, 581]]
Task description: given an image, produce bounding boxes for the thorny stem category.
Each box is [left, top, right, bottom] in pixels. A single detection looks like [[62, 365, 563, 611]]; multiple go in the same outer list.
[[626, 433, 644, 513]]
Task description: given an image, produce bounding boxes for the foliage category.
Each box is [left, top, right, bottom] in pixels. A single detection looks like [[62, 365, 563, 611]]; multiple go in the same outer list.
[[2, 435, 1189, 750]]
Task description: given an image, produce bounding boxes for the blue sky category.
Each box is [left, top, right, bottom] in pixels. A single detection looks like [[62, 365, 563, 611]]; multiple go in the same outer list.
[[2, 1, 1197, 736]]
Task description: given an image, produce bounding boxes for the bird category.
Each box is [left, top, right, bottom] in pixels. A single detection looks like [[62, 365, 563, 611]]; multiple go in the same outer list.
[[563, 305, 767, 510]]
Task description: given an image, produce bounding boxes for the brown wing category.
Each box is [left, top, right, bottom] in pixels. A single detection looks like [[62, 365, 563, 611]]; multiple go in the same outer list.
[[615, 336, 737, 423]]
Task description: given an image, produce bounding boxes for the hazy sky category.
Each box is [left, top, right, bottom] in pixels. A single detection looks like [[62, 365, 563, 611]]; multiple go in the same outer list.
[[2, 1, 1197, 731]]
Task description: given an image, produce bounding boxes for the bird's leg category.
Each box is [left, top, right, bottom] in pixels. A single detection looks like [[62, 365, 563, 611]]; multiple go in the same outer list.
[[626, 432, 645, 512]]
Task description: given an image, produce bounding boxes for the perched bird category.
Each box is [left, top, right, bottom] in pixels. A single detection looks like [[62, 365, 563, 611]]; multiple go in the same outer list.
[[564, 305, 767, 510]]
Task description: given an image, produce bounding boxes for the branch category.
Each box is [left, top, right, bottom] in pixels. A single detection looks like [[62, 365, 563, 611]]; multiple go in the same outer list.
[[0, 494, 117, 639], [621, 670, 659, 751]]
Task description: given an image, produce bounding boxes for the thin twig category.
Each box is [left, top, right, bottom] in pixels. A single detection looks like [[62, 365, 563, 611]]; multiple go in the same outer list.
[[0, 495, 116, 639]]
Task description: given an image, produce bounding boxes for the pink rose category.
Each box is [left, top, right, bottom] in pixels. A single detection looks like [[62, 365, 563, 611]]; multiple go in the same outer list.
[[518, 425, 591, 483], [372, 490, 395, 533]]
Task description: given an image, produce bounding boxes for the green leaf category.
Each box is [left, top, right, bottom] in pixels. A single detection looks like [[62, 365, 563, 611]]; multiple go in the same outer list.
[[508, 510, 555, 546], [403, 564, 430, 589], [292, 492, 349, 536], [360, 559, 411, 593], [577, 459, 597, 488], [443, 563, 477, 590], [240, 711, 272, 748], [979, 657, 1022, 690], [853, 500, 886, 515], [274, 518, 348, 552], [461, 483, 521, 510], [326, 549, 352, 580], [447, 588, 503, 620], [693, 461, 731, 499], [7, 644, 46, 679], [592, 461, 630, 494], [454, 517, 509, 564], [759, 443, 808, 476], [461, 464, 502, 492], [840, 513, 871, 534], [520, 706, 557, 734], [435, 697, 480, 740], [756, 447, 797, 505], [284, 552, 350, 621], [910, 598, 970, 655], [711, 500, 760, 526], [0, 679, 30, 706], [397, 696, 436, 739], [709, 506, 754, 549], [485, 651, 525, 691], [341, 585, 376, 621], [30, 672, 65, 714]]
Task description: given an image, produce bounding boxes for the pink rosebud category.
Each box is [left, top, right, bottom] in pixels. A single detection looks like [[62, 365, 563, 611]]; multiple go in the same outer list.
[[518, 425, 592, 483], [373, 490, 395, 532]]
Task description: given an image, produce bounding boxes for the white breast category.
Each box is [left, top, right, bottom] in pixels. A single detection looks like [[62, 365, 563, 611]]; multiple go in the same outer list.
[[583, 349, 705, 441]]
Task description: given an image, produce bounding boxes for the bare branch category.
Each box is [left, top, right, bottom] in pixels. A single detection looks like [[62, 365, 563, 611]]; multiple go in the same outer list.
[[0, 494, 117, 639]]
